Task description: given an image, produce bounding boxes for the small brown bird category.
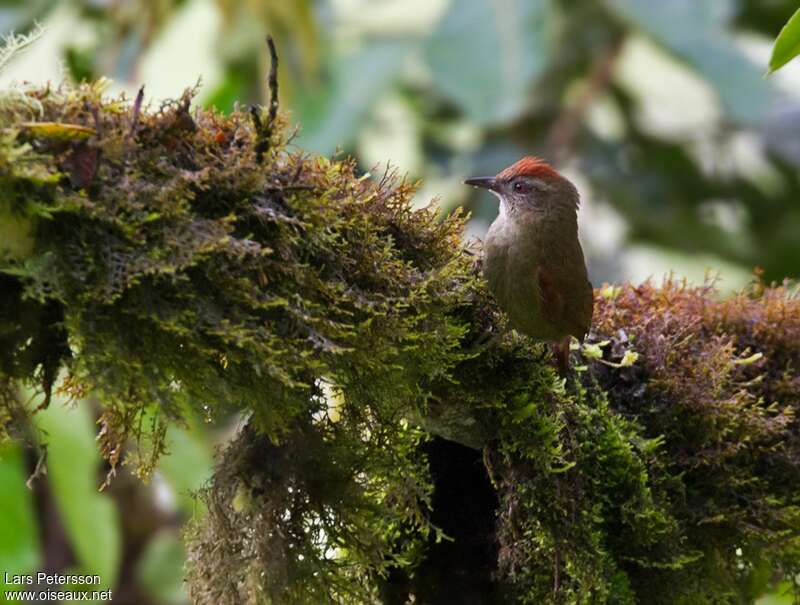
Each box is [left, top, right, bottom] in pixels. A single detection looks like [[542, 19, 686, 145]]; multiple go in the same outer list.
[[465, 157, 593, 374]]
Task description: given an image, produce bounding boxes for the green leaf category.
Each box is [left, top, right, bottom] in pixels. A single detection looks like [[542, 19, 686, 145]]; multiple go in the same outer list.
[[138, 532, 188, 605], [769, 8, 800, 74], [734, 351, 763, 365], [619, 350, 639, 367], [425, 0, 550, 125], [157, 423, 213, 513], [757, 582, 794, 605], [294, 40, 411, 155], [35, 399, 121, 587], [0, 444, 40, 593], [20, 121, 96, 141], [608, 0, 773, 124]]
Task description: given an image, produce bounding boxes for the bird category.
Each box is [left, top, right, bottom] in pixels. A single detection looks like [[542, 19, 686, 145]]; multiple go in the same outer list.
[[465, 156, 593, 374]]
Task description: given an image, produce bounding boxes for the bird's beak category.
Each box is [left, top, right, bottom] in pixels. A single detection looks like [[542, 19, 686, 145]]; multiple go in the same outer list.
[[464, 176, 498, 192]]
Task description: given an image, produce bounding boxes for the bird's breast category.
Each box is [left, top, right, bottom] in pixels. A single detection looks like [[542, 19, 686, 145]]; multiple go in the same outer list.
[[483, 217, 546, 336]]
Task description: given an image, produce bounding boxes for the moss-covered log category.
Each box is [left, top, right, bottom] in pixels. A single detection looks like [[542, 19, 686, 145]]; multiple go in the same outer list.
[[1, 81, 799, 604]]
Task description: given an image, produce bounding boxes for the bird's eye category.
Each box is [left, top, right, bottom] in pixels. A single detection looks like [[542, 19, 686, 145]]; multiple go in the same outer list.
[[513, 181, 526, 193]]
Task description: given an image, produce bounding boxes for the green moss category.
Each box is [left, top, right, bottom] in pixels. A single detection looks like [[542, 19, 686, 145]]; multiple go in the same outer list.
[[0, 82, 799, 604]]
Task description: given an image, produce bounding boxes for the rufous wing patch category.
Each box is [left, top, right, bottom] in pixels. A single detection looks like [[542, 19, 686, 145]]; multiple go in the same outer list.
[[537, 266, 565, 326], [537, 266, 592, 341]]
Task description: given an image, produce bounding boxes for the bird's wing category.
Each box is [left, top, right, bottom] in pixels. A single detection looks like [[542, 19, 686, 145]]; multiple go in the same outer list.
[[573, 277, 594, 341], [537, 266, 593, 341]]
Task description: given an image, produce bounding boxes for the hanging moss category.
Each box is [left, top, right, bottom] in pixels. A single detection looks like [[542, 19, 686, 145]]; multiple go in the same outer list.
[[0, 81, 799, 604]]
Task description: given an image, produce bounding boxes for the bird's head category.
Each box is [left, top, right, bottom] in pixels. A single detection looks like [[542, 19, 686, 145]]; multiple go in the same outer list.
[[464, 156, 579, 220]]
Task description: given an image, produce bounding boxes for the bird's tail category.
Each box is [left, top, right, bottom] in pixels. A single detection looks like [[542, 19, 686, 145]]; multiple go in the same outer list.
[[551, 337, 571, 378]]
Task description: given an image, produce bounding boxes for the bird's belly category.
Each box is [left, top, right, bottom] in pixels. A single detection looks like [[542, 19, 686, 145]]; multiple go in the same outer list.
[[502, 280, 557, 340]]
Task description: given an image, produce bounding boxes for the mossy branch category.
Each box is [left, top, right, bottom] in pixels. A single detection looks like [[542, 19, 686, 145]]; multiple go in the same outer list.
[[1, 81, 799, 605]]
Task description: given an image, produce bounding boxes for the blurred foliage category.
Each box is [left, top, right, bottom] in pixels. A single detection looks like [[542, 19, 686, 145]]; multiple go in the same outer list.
[[423, 0, 550, 126], [1, 79, 800, 603], [138, 531, 189, 605], [36, 398, 122, 590], [0, 444, 39, 598]]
